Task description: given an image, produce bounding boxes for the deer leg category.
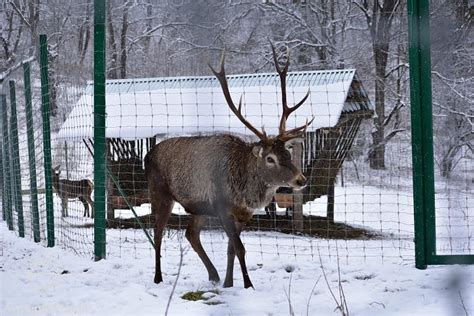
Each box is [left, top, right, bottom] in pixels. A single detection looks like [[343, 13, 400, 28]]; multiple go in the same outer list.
[[84, 195, 94, 218], [223, 221, 244, 288], [185, 214, 220, 283], [219, 214, 253, 289], [78, 196, 89, 217], [267, 201, 276, 219], [61, 198, 67, 217], [152, 197, 174, 284]]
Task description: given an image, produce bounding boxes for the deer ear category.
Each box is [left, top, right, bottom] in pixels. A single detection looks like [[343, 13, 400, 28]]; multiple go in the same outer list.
[[252, 145, 263, 158]]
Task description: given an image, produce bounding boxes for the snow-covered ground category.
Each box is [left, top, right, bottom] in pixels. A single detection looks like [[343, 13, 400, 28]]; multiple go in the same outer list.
[[1, 222, 473, 316], [4, 131, 472, 315]]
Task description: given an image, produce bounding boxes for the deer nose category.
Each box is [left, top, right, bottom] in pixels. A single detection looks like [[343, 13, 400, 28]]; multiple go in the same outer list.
[[295, 174, 307, 188]]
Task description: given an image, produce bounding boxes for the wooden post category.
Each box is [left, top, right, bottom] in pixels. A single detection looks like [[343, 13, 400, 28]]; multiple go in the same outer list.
[[106, 140, 115, 223], [327, 182, 335, 222], [292, 143, 304, 233]]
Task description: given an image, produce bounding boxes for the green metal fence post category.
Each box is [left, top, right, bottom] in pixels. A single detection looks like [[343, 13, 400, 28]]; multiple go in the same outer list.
[[1, 94, 14, 230], [40, 34, 55, 247], [407, 0, 436, 269], [24, 62, 41, 242], [94, 0, 107, 260], [9, 80, 25, 237], [1, 143, 4, 221], [1, 100, 5, 222]]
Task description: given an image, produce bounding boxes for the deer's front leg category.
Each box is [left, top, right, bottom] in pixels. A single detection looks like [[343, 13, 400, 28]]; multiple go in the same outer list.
[[219, 214, 253, 289], [223, 221, 244, 288]]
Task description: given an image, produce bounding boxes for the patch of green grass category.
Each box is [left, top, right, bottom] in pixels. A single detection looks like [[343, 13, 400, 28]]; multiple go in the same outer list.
[[181, 289, 220, 302], [181, 291, 207, 301]]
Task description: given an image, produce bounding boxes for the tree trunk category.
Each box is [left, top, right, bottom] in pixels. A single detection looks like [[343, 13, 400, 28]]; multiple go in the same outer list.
[[78, 0, 92, 65], [143, 0, 153, 53], [119, 0, 131, 79], [370, 46, 388, 169], [367, 0, 399, 170], [107, 1, 118, 79]]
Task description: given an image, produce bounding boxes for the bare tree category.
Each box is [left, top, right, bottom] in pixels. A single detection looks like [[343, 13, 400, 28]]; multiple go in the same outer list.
[[431, 0, 473, 178], [77, 0, 92, 65], [2, 0, 470, 179], [355, 0, 402, 170], [258, 0, 354, 70], [1, 0, 40, 77]]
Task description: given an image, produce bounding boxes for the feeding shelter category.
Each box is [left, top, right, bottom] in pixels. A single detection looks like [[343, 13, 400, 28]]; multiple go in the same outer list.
[[57, 69, 372, 222]]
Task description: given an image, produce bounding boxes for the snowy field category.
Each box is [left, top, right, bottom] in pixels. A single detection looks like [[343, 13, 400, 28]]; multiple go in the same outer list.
[[4, 139, 472, 315], [1, 222, 473, 316]]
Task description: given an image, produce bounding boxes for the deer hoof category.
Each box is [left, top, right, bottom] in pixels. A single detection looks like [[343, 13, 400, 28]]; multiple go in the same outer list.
[[154, 276, 163, 284], [209, 274, 220, 284]]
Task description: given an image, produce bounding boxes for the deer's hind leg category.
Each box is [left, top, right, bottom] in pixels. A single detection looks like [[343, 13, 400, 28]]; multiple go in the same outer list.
[[78, 196, 89, 217], [61, 198, 68, 217], [185, 214, 220, 283], [84, 195, 94, 218], [151, 194, 174, 284], [147, 168, 174, 284]]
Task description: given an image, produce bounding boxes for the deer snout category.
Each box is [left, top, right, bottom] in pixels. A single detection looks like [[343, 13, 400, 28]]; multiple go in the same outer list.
[[296, 174, 307, 187], [290, 173, 307, 190]]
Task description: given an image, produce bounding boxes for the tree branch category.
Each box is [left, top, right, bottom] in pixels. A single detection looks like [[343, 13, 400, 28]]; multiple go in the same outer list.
[[9, 0, 30, 28], [0, 56, 36, 83]]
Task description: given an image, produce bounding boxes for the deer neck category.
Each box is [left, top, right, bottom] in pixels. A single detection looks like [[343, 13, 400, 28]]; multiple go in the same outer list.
[[232, 149, 278, 210], [52, 177, 59, 191]]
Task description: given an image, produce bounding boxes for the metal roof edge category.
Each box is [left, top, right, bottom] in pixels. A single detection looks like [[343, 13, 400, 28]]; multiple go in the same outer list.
[[85, 69, 357, 87]]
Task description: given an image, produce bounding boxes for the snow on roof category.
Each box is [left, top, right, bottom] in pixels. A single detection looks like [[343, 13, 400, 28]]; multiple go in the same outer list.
[[58, 70, 372, 141]]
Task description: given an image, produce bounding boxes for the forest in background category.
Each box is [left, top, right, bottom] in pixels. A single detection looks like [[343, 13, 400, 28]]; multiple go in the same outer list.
[[1, 0, 472, 178]]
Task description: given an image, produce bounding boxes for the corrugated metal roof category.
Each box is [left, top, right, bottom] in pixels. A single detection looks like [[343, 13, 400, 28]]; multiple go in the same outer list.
[[83, 69, 372, 113]]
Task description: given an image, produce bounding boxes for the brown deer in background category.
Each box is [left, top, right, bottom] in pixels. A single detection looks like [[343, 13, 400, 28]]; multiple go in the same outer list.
[[52, 166, 94, 218], [145, 46, 314, 289]]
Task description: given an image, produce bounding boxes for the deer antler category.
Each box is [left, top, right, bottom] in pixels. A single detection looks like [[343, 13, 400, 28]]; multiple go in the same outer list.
[[271, 44, 313, 141], [209, 52, 268, 141]]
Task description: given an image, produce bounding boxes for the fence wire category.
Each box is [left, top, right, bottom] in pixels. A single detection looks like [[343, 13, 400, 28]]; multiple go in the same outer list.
[[53, 69, 418, 263], [430, 0, 473, 257]]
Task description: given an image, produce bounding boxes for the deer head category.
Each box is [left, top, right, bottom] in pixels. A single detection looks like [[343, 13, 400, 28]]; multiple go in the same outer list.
[[209, 44, 314, 190], [51, 165, 61, 191]]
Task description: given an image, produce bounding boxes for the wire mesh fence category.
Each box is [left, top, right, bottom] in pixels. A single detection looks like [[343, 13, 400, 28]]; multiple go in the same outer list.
[[54, 64, 419, 263], [1, 35, 96, 257], [429, 0, 473, 257], [0, 0, 472, 270]]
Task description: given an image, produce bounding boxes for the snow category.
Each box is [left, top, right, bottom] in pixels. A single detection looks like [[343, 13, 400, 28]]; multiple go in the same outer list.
[[57, 80, 351, 141], [1, 222, 473, 316], [4, 127, 473, 315]]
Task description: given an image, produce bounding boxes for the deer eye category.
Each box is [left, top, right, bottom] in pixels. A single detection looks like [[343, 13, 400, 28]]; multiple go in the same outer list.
[[266, 156, 276, 164]]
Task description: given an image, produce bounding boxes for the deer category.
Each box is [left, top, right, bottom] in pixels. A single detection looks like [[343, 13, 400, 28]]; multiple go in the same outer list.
[[52, 166, 94, 218], [144, 45, 314, 289]]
